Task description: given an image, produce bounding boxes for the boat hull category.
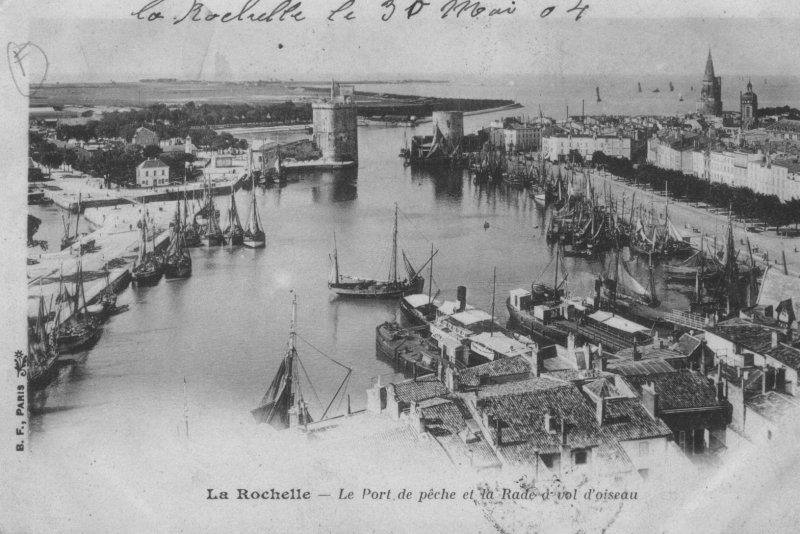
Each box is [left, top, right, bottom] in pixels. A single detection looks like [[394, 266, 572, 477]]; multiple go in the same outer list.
[[375, 322, 437, 376], [330, 277, 425, 299], [55, 322, 101, 354], [242, 238, 266, 248], [506, 299, 568, 345], [164, 260, 192, 279]]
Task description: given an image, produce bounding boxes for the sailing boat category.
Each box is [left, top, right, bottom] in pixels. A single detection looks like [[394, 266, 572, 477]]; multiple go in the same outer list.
[[223, 187, 244, 246], [61, 193, 81, 250], [678, 92, 684, 102], [182, 188, 203, 247], [55, 256, 101, 353], [638, 82, 642, 93], [203, 190, 225, 246], [131, 206, 164, 286], [243, 173, 266, 248], [251, 294, 313, 429], [164, 201, 192, 278], [669, 81, 675, 92], [86, 262, 118, 319], [399, 245, 440, 325], [596, 86, 602, 103], [328, 205, 424, 299], [598, 250, 665, 324], [506, 242, 570, 345], [27, 295, 60, 390]]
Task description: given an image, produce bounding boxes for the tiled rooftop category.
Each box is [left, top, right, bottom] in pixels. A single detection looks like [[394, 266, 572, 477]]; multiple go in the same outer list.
[[392, 375, 449, 404], [625, 371, 729, 412], [764, 344, 800, 371], [459, 355, 530, 387]]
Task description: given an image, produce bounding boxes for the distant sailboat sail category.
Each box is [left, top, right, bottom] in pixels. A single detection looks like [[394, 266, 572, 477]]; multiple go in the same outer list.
[[596, 86, 602, 103], [638, 82, 642, 93], [669, 81, 674, 92]]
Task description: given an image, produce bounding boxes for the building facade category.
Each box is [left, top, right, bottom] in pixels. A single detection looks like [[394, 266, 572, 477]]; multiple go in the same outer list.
[[131, 126, 160, 147], [543, 134, 631, 162], [503, 124, 541, 152], [697, 50, 723, 116], [136, 158, 170, 187]]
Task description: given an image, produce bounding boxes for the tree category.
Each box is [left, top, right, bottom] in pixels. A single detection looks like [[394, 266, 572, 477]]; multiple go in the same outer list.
[[143, 145, 163, 159]]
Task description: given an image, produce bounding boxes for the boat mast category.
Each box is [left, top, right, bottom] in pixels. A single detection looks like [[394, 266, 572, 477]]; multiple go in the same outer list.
[[427, 243, 434, 306], [490, 266, 496, 336], [333, 232, 340, 284], [75, 193, 81, 240], [390, 204, 399, 285]]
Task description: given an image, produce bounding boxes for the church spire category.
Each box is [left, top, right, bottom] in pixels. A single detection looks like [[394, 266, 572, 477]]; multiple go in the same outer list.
[[747, 78, 753, 92], [704, 49, 715, 80]]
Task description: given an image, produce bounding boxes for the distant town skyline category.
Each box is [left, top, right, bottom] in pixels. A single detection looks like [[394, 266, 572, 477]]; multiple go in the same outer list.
[[30, 15, 800, 84]]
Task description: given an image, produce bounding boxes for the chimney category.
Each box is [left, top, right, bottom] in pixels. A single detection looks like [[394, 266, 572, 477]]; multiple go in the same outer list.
[[716, 380, 727, 401], [595, 396, 606, 426], [525, 347, 543, 377], [652, 331, 660, 349], [445, 365, 460, 393], [642, 382, 658, 418], [699, 340, 708, 375], [771, 331, 779, 349], [567, 332, 575, 355], [632, 340, 641, 361], [457, 286, 467, 312], [597, 344, 607, 371], [762, 369, 767, 394]]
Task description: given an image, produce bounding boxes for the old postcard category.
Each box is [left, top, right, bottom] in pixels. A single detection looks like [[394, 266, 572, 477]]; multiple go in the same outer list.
[[3, 0, 800, 532]]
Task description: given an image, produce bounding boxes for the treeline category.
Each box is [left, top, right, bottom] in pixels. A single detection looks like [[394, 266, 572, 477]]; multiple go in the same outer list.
[[52, 101, 309, 143], [592, 154, 800, 228], [757, 106, 800, 120]]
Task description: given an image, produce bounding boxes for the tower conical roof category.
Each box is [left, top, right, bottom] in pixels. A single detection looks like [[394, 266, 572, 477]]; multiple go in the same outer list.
[[704, 49, 715, 80]]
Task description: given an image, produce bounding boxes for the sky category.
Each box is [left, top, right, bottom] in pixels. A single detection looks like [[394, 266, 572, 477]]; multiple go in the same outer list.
[[24, 1, 800, 82]]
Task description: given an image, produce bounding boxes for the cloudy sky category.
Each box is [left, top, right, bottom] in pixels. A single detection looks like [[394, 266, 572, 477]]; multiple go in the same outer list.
[[27, 0, 800, 82]]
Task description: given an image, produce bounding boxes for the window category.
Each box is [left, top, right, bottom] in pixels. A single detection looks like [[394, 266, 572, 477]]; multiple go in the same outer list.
[[573, 450, 589, 465], [145, 171, 149, 177], [639, 441, 650, 457]]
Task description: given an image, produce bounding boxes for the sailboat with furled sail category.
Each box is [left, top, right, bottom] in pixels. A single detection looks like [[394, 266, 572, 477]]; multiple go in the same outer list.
[[203, 192, 225, 246], [597, 250, 667, 325], [131, 207, 164, 286], [164, 201, 192, 279], [251, 294, 311, 428], [243, 173, 266, 248], [252, 293, 353, 429], [27, 294, 60, 390], [328, 204, 424, 299], [55, 256, 101, 354], [61, 193, 81, 250], [224, 186, 244, 245]]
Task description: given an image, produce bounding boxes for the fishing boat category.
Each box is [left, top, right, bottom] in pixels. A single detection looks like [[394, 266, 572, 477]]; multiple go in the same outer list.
[[131, 210, 164, 286], [596, 251, 667, 326], [652, 88, 660, 93], [60, 193, 81, 250], [328, 205, 425, 299], [54, 257, 101, 354], [223, 187, 244, 246], [243, 173, 266, 248], [203, 193, 225, 246], [678, 92, 684, 102], [399, 245, 439, 325], [596, 86, 602, 103], [669, 81, 675, 92], [164, 202, 192, 279], [86, 263, 118, 319], [638, 82, 642, 93], [27, 295, 61, 390], [252, 294, 352, 429], [506, 244, 570, 344], [182, 189, 203, 247]]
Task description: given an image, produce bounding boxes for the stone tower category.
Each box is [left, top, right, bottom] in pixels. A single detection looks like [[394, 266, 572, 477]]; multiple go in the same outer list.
[[697, 49, 723, 116], [740, 79, 758, 130], [312, 80, 359, 163]]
